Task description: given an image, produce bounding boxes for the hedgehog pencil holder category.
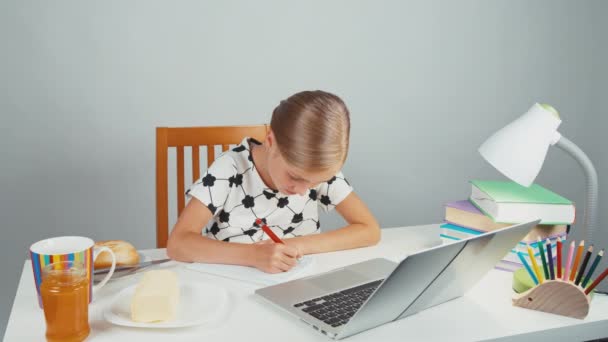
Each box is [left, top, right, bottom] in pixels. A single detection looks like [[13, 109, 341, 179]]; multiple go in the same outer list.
[[512, 279, 591, 319]]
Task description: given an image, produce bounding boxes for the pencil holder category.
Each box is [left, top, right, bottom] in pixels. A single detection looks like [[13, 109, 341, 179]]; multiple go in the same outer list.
[[512, 280, 590, 319]]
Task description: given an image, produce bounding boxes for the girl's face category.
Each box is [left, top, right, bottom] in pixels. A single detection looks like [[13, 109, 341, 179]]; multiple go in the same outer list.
[[265, 133, 339, 196]]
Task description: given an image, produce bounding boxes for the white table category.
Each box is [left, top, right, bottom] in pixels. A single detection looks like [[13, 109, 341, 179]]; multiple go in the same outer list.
[[5, 224, 608, 341]]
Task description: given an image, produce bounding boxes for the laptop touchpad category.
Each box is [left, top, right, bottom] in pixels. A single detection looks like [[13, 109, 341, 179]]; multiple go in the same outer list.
[[308, 269, 371, 292]]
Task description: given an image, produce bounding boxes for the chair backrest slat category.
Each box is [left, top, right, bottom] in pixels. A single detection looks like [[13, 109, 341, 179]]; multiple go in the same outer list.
[[207, 146, 215, 168], [191, 145, 200, 182], [176, 146, 185, 215], [155, 125, 268, 248], [155, 128, 169, 249]]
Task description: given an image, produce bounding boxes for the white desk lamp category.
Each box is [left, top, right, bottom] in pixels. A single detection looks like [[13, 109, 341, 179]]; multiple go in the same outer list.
[[478, 103, 599, 243]]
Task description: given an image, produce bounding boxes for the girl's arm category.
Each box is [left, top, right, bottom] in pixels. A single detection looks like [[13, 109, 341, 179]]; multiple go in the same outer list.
[[282, 192, 381, 254], [166, 198, 300, 273]]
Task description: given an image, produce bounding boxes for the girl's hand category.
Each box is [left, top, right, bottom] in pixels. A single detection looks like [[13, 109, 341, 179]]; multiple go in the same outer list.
[[255, 239, 303, 258], [250, 242, 300, 274]]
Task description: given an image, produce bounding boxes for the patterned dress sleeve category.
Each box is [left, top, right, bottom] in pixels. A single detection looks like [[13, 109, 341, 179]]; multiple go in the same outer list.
[[185, 154, 237, 216], [316, 171, 354, 213]]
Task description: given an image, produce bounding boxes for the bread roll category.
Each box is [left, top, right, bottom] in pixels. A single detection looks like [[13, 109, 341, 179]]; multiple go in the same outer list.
[[94, 240, 140, 269]]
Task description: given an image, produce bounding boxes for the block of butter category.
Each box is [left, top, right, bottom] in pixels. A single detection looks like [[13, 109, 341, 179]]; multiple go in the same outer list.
[[130, 270, 180, 323]]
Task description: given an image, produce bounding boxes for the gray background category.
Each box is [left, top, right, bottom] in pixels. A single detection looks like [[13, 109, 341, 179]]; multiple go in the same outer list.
[[1, 0, 606, 338]]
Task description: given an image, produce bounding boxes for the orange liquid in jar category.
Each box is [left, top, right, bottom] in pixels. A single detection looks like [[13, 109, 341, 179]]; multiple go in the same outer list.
[[40, 272, 90, 342]]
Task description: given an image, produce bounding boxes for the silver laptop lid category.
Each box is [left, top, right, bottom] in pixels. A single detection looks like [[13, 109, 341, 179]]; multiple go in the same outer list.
[[338, 220, 538, 339]]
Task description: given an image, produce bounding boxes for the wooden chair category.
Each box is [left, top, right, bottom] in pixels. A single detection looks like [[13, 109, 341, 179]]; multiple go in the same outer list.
[[155, 125, 269, 248]]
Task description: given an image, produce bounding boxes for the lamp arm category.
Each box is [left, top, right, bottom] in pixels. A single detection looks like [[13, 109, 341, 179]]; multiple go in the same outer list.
[[554, 136, 599, 243]]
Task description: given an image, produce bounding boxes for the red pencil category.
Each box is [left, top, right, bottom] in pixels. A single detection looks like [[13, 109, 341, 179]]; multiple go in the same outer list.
[[585, 266, 608, 295], [556, 236, 562, 279], [256, 219, 284, 244]]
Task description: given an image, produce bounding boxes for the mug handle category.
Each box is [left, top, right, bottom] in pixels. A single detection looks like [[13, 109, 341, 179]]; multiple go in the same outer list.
[[92, 246, 116, 293]]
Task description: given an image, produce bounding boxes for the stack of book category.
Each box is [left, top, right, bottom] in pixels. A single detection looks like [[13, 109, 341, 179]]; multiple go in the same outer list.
[[441, 180, 575, 272]]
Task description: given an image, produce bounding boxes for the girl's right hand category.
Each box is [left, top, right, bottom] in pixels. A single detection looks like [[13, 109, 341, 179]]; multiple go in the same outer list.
[[251, 243, 300, 274]]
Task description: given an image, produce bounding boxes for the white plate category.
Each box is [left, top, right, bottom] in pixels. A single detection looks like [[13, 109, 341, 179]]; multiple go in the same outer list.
[[103, 281, 229, 328]]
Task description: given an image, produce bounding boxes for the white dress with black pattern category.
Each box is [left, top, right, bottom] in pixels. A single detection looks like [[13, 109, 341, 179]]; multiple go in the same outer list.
[[186, 137, 353, 243]]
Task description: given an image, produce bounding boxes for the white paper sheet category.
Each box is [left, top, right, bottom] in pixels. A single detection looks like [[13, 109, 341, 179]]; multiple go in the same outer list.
[[185, 256, 314, 286]]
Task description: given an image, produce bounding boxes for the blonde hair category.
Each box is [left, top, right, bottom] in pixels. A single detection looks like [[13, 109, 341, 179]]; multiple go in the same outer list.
[[270, 90, 350, 172]]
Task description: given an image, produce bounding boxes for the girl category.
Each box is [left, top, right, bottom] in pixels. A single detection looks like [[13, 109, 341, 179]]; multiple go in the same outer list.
[[167, 90, 380, 273]]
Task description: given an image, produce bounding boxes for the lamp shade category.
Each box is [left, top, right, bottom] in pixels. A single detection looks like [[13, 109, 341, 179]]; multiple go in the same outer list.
[[479, 103, 562, 187]]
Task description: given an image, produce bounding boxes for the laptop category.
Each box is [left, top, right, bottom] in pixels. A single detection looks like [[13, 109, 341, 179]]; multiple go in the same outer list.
[[255, 219, 539, 340]]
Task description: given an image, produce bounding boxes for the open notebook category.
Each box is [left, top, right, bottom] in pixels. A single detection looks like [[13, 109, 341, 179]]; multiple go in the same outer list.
[[185, 256, 315, 286]]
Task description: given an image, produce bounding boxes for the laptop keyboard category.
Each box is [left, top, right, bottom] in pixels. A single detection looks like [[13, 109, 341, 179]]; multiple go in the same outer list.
[[293, 279, 383, 328]]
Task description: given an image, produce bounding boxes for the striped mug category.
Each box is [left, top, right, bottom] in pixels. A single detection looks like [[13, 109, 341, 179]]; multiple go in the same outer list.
[[30, 236, 116, 308]]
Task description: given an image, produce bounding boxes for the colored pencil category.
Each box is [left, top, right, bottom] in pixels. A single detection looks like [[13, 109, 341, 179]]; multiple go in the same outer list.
[[582, 249, 604, 288], [570, 240, 585, 282], [256, 219, 284, 244], [556, 236, 563, 279], [527, 243, 543, 284], [546, 238, 555, 280], [564, 241, 575, 281], [517, 248, 539, 285], [585, 266, 608, 295], [575, 245, 593, 286], [537, 237, 550, 280]]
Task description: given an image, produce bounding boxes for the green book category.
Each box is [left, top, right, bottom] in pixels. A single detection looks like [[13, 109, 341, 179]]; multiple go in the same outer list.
[[469, 180, 575, 225]]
